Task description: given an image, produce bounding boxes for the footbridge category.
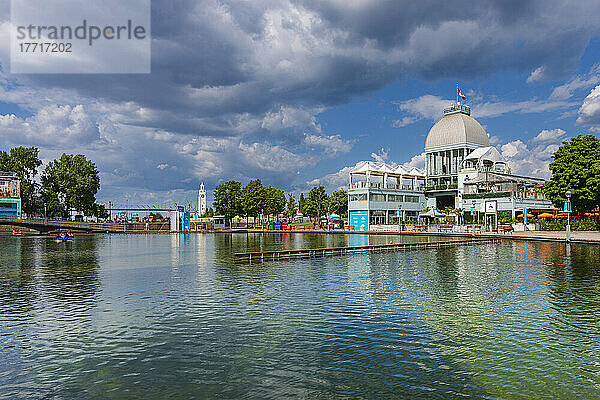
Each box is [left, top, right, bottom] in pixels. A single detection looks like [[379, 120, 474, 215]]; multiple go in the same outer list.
[[2, 219, 127, 233]]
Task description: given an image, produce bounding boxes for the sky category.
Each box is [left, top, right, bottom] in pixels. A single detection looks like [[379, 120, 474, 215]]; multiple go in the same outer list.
[[1, 0, 600, 208]]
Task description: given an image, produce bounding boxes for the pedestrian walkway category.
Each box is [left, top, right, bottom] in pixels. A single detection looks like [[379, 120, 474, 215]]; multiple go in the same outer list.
[[507, 230, 600, 243]]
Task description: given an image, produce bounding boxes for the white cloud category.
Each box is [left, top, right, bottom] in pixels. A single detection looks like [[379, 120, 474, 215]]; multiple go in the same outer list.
[[393, 95, 451, 125], [392, 92, 576, 125], [489, 135, 501, 145], [576, 85, 600, 131], [0, 104, 104, 148], [392, 116, 417, 128], [303, 133, 354, 154], [401, 152, 426, 170], [526, 66, 546, 83], [550, 64, 600, 100], [305, 166, 352, 191], [472, 98, 576, 118], [370, 148, 391, 163], [262, 105, 323, 133], [530, 128, 566, 144], [500, 128, 570, 179]]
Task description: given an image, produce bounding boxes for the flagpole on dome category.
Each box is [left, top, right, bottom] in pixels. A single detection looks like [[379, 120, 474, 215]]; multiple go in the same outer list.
[[456, 83, 459, 105]]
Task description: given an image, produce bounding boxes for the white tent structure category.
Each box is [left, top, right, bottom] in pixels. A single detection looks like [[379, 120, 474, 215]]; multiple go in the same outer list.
[[349, 161, 425, 190], [462, 146, 509, 172]]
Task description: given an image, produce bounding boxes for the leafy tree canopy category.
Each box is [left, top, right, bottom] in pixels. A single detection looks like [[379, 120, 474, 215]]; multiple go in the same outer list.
[[241, 179, 265, 217], [545, 134, 600, 212], [329, 189, 348, 217], [286, 193, 297, 217], [0, 146, 42, 215], [213, 180, 242, 216], [264, 186, 286, 216], [41, 153, 101, 218], [303, 186, 329, 219]]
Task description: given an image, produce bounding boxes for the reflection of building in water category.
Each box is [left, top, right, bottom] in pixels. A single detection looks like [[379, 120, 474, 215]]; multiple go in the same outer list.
[[347, 101, 554, 230], [0, 171, 21, 219]]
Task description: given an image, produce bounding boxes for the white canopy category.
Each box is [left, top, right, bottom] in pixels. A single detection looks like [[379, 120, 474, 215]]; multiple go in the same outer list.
[[463, 146, 507, 170], [349, 161, 425, 179]]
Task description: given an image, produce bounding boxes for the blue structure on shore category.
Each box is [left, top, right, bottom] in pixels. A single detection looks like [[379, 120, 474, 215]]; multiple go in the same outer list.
[[0, 172, 21, 219]]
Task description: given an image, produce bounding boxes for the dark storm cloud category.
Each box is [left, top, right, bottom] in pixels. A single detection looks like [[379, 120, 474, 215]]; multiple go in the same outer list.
[[15, 0, 600, 120]]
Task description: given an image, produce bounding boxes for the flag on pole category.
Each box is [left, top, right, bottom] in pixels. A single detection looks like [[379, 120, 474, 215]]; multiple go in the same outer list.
[[457, 86, 466, 100]]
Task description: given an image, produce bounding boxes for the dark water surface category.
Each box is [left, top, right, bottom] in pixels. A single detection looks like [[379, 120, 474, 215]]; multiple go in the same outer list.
[[1, 233, 600, 399]]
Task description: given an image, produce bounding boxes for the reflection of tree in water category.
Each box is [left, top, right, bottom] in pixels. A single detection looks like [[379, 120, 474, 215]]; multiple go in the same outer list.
[[540, 243, 600, 332], [0, 237, 38, 314], [38, 236, 101, 308], [417, 242, 600, 398]]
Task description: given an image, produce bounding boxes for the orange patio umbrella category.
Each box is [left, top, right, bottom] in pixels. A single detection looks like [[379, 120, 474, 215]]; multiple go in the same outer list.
[[516, 213, 534, 218], [538, 212, 554, 218]]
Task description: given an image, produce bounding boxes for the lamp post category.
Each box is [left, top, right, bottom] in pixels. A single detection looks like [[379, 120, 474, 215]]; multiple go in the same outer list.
[[398, 204, 403, 233], [566, 190, 571, 242]]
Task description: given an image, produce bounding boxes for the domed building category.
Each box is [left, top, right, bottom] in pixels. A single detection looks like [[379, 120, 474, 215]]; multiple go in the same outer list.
[[346, 98, 555, 231], [425, 104, 490, 209]]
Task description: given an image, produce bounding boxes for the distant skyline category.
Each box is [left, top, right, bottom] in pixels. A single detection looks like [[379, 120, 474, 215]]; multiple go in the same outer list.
[[1, 1, 600, 206]]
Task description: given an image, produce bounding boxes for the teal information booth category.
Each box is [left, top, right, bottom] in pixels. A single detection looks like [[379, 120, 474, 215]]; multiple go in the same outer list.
[[349, 210, 369, 231]]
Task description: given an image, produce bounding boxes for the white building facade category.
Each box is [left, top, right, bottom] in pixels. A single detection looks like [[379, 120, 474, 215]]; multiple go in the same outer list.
[[347, 161, 426, 230]]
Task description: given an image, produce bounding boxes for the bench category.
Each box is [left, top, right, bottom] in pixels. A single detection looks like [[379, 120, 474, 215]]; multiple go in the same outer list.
[[498, 225, 514, 234]]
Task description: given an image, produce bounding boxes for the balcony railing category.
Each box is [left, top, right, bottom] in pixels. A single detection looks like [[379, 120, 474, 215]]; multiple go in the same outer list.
[[462, 191, 547, 200], [463, 191, 511, 199], [349, 182, 421, 191], [425, 183, 458, 191]]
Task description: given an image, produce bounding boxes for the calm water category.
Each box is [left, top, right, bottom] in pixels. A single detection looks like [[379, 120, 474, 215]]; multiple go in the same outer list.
[[1, 233, 600, 399]]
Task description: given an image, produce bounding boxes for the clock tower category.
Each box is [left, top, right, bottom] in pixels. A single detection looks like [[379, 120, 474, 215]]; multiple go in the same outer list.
[[198, 183, 207, 216]]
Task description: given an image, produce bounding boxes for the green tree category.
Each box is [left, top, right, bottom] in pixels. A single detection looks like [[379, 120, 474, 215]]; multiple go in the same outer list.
[[264, 186, 286, 217], [329, 189, 348, 216], [303, 186, 329, 219], [213, 180, 242, 216], [93, 203, 109, 219], [41, 153, 101, 218], [241, 179, 265, 218], [203, 207, 215, 218], [545, 134, 600, 212], [285, 193, 297, 218], [0, 146, 42, 216]]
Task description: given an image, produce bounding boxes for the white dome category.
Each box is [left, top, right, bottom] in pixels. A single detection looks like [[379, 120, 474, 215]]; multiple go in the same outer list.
[[425, 111, 489, 150]]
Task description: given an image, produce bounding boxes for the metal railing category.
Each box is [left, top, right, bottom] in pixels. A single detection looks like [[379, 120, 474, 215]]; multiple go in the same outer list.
[[425, 183, 458, 191]]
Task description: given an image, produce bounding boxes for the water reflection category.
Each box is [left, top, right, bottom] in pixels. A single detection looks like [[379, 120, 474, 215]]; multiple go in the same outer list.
[[1, 233, 600, 398]]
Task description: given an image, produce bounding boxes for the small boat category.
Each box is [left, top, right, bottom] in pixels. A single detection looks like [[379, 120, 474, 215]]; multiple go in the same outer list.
[[12, 229, 23, 236], [54, 232, 73, 242]]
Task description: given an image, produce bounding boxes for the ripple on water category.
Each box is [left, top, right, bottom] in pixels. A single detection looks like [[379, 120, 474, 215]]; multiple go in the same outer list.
[[1, 235, 600, 398]]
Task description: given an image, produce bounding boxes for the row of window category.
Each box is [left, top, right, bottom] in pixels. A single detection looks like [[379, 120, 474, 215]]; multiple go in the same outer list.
[[349, 194, 421, 203]]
